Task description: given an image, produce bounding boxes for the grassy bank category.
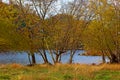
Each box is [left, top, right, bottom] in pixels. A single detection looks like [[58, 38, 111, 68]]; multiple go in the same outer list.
[[0, 63, 120, 80]]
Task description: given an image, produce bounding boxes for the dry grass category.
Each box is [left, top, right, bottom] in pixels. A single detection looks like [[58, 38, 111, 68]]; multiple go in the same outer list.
[[9, 63, 24, 68], [0, 63, 120, 80], [100, 64, 120, 70]]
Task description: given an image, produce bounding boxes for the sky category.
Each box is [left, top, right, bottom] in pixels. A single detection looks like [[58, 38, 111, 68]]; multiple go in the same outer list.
[[2, 0, 73, 11], [2, 0, 73, 4], [2, 0, 9, 3]]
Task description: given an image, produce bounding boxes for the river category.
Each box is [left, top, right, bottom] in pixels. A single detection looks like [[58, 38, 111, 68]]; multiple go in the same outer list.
[[0, 50, 108, 65]]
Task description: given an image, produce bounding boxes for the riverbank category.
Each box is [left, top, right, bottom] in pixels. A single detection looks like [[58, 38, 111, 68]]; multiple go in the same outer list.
[[0, 63, 120, 80]]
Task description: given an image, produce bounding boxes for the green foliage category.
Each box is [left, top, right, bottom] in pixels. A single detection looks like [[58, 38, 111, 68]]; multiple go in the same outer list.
[[82, 0, 120, 63], [0, 3, 29, 52]]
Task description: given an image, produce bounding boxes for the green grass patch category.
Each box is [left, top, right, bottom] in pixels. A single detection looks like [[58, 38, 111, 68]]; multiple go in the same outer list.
[[94, 70, 120, 80], [0, 64, 120, 80]]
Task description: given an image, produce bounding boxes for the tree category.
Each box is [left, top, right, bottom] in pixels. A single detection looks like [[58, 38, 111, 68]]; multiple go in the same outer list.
[[0, 2, 28, 52], [45, 14, 77, 64], [82, 0, 120, 63], [30, 0, 58, 64], [13, 0, 43, 65], [59, 0, 96, 63]]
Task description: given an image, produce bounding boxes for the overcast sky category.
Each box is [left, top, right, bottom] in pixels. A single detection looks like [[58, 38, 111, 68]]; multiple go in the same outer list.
[[2, 0, 73, 4]]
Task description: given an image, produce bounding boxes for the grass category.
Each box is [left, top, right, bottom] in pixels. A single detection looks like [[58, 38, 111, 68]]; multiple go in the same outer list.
[[0, 63, 120, 80]]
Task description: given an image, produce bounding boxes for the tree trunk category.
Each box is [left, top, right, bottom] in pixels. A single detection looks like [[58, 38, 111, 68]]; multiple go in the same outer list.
[[101, 51, 106, 63], [55, 50, 63, 64], [69, 50, 76, 64], [59, 54, 62, 62], [31, 53, 36, 65], [118, 53, 120, 63], [69, 54, 74, 64], [28, 53, 32, 65], [110, 54, 118, 63], [55, 54, 59, 63], [43, 49, 49, 64]]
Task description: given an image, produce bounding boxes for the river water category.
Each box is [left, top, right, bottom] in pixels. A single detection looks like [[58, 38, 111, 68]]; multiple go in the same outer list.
[[0, 50, 108, 65]]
